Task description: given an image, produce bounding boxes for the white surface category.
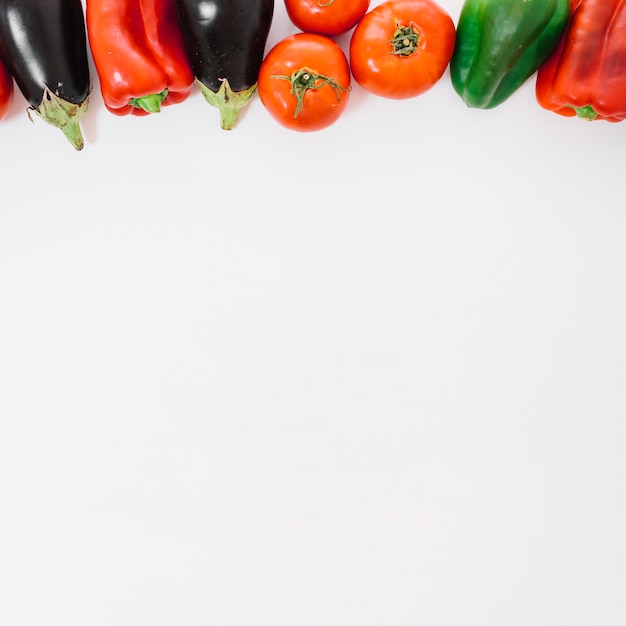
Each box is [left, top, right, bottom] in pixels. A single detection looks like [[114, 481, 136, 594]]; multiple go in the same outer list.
[[1, 1, 626, 625]]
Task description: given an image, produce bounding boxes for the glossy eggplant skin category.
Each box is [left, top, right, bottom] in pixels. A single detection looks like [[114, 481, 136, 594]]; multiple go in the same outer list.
[[174, 0, 274, 129], [0, 0, 90, 148]]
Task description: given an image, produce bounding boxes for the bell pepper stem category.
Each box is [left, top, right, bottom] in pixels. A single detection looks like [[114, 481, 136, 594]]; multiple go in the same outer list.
[[570, 104, 598, 121], [33, 85, 89, 151], [197, 78, 257, 130], [129, 89, 168, 114]]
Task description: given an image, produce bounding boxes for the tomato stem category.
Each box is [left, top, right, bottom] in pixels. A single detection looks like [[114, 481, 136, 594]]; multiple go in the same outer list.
[[390, 21, 420, 56], [318, 0, 335, 5], [271, 68, 350, 118]]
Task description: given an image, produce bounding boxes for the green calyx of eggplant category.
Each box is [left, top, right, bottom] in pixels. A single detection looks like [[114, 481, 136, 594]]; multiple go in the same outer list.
[[197, 78, 257, 130], [33, 85, 89, 150]]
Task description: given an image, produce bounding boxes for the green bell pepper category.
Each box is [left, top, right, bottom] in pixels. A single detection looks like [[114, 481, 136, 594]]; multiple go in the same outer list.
[[450, 0, 570, 109]]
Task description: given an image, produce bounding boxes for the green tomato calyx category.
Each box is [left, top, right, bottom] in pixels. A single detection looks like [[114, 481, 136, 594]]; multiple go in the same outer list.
[[391, 21, 420, 56], [271, 67, 350, 118]]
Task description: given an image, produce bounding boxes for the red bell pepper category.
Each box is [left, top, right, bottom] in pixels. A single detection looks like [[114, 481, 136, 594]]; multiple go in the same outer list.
[[86, 0, 194, 116], [0, 55, 13, 120], [536, 0, 626, 122]]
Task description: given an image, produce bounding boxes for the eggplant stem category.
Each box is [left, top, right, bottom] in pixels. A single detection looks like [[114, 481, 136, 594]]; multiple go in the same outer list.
[[61, 123, 85, 151], [197, 78, 257, 130], [34, 85, 89, 150]]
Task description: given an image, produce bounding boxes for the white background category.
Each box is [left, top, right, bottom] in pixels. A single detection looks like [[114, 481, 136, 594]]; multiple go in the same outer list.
[[1, 1, 625, 624]]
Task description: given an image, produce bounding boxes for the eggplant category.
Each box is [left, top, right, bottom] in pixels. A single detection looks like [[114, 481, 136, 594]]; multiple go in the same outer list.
[[0, 0, 90, 150], [174, 0, 274, 130]]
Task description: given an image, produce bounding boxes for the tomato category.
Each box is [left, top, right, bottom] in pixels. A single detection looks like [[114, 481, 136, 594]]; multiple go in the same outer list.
[[349, 0, 456, 100], [258, 33, 351, 132], [285, 0, 370, 37], [0, 55, 13, 120]]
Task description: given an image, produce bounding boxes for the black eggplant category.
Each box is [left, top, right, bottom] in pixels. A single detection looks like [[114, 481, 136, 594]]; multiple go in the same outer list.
[[174, 0, 274, 130], [0, 0, 90, 150]]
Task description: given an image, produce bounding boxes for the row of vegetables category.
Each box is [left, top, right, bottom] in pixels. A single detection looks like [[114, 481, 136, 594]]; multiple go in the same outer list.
[[0, 0, 622, 150]]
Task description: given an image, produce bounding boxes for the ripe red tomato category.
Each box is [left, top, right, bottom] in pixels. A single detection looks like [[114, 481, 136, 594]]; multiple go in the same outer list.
[[349, 0, 456, 100], [0, 56, 13, 119], [285, 0, 370, 37], [258, 33, 351, 132]]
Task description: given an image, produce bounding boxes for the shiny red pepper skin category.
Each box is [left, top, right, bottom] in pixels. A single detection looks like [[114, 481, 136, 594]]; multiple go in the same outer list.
[[536, 0, 626, 121], [86, 0, 194, 116], [0, 56, 13, 120]]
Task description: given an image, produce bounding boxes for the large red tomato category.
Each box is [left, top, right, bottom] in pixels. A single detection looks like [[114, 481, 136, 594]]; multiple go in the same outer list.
[[258, 33, 351, 132], [349, 0, 456, 99], [285, 0, 370, 37]]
